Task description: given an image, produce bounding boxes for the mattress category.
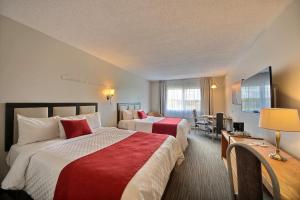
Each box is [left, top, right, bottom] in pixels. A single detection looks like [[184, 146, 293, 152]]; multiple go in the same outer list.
[[2, 127, 184, 200], [118, 117, 190, 151]]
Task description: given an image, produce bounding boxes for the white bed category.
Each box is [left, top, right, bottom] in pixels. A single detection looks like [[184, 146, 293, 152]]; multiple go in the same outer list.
[[118, 116, 190, 151], [2, 127, 184, 200]]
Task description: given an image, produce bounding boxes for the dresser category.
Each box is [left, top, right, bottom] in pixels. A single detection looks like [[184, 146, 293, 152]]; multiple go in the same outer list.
[[221, 130, 300, 200]]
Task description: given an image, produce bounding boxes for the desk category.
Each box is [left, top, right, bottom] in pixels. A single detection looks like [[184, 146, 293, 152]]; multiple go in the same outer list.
[[221, 130, 300, 200]]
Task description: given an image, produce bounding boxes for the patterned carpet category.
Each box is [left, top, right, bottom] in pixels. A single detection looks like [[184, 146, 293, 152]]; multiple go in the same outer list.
[[162, 131, 231, 200]]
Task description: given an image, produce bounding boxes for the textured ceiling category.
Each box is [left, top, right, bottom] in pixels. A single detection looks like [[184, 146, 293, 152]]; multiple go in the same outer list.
[[0, 0, 292, 80]]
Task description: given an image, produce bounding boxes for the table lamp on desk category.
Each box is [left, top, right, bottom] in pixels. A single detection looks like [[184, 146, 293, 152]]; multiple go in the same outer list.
[[259, 108, 300, 161]]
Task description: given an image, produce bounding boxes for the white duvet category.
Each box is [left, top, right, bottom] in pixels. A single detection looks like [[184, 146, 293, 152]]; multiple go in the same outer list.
[[118, 117, 190, 151], [2, 127, 184, 200]]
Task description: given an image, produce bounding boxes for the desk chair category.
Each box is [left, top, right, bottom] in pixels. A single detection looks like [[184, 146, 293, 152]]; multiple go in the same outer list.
[[226, 143, 280, 200], [192, 109, 209, 133], [207, 113, 224, 138], [215, 113, 224, 137]]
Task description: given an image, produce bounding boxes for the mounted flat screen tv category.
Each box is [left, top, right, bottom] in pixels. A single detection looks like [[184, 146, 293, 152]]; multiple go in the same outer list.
[[241, 66, 273, 113]]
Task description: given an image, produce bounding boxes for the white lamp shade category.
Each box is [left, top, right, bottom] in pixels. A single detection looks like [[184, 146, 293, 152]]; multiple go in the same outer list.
[[104, 89, 115, 96], [109, 89, 115, 96], [259, 108, 300, 132]]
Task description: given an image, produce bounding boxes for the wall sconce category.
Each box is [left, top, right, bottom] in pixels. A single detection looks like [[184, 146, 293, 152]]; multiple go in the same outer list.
[[104, 89, 115, 104], [211, 84, 217, 89]]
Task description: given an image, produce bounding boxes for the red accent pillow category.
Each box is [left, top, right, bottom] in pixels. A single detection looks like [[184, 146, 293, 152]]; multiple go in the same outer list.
[[137, 111, 147, 119], [61, 119, 92, 139]]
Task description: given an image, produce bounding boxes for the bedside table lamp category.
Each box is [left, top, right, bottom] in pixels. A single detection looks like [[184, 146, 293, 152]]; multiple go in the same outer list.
[[259, 108, 300, 161]]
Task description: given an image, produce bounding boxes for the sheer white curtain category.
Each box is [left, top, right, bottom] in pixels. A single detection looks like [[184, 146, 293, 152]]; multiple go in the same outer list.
[[164, 78, 201, 118]]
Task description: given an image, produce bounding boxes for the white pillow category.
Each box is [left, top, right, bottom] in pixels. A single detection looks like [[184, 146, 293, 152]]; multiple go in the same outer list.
[[123, 110, 133, 120], [58, 112, 102, 138], [84, 112, 102, 130], [58, 115, 86, 139], [132, 110, 141, 119], [17, 115, 59, 145]]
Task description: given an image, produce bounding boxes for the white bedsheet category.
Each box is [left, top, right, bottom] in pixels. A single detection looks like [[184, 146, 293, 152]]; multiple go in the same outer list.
[[2, 127, 184, 200], [6, 138, 63, 167], [118, 117, 190, 151]]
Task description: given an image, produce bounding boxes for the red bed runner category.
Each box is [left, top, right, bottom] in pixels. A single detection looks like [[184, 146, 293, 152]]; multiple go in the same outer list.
[[54, 132, 168, 200], [152, 118, 181, 137]]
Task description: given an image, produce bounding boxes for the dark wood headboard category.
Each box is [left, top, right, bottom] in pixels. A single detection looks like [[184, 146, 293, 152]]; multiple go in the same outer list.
[[117, 102, 141, 123], [5, 102, 98, 151]]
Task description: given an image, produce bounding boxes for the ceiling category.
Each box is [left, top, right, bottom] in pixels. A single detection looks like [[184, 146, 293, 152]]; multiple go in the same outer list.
[[0, 0, 292, 80]]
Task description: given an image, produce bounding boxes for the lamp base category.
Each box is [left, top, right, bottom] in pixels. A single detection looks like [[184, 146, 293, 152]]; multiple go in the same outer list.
[[269, 152, 286, 162]]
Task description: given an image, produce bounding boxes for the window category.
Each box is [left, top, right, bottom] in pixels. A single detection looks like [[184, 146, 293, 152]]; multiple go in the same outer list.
[[166, 86, 201, 118], [184, 88, 201, 111], [167, 89, 183, 111]]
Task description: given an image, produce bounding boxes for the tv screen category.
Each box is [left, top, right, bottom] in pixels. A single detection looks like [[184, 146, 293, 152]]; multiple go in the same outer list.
[[241, 66, 273, 113]]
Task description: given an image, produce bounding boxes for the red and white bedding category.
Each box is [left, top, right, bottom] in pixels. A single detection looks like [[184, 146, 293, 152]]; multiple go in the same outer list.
[[118, 116, 190, 151], [2, 127, 184, 200]]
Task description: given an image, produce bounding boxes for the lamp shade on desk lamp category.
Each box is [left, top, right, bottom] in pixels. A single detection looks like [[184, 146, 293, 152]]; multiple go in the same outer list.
[[259, 108, 300, 161]]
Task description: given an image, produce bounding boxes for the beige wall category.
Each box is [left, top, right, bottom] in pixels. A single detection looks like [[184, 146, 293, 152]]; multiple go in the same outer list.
[[0, 15, 150, 179], [225, 0, 300, 159], [149, 76, 226, 115], [150, 81, 160, 112], [211, 76, 225, 114]]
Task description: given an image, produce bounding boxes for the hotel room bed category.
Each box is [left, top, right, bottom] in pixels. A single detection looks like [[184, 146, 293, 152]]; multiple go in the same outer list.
[[2, 103, 184, 200], [3, 127, 184, 200], [118, 116, 190, 151]]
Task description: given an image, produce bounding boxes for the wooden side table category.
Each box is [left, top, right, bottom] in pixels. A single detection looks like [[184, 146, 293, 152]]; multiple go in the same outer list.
[[221, 130, 300, 200]]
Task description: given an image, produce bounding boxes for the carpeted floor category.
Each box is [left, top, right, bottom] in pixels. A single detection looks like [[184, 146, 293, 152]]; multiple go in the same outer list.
[[162, 131, 231, 200]]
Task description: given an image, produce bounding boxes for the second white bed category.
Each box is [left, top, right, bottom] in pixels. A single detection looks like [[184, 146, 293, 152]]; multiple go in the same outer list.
[[118, 116, 190, 151]]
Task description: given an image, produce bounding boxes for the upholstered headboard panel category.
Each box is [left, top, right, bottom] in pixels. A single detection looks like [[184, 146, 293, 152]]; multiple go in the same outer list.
[[53, 106, 76, 117], [80, 106, 96, 114], [117, 103, 141, 123], [5, 103, 98, 151]]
